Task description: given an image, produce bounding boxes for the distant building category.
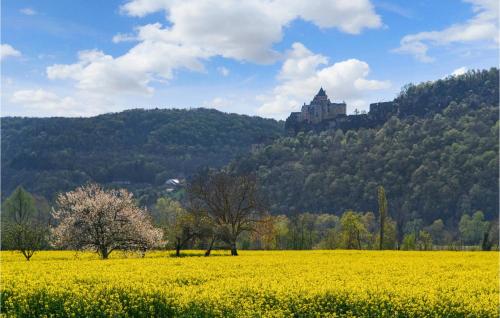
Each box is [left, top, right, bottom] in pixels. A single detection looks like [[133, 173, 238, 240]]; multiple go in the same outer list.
[[285, 87, 396, 134], [291, 88, 346, 124], [165, 178, 180, 186], [165, 178, 181, 192]]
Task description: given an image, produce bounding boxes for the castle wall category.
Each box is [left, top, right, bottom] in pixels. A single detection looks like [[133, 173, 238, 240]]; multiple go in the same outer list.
[[301, 102, 346, 124], [285, 99, 396, 135]]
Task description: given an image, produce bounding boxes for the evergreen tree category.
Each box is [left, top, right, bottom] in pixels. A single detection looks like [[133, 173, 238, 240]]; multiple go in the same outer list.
[[377, 186, 388, 250]]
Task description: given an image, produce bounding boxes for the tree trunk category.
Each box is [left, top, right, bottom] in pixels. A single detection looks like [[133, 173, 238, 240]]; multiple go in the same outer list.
[[356, 231, 362, 250], [481, 231, 492, 251], [174, 237, 182, 257], [230, 241, 238, 256], [205, 235, 216, 257], [379, 225, 384, 250], [21, 250, 31, 261], [395, 214, 405, 250], [99, 247, 109, 259]]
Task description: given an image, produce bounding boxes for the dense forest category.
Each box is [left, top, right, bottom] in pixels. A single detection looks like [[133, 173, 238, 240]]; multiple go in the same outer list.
[[231, 69, 499, 233], [1, 108, 283, 204]]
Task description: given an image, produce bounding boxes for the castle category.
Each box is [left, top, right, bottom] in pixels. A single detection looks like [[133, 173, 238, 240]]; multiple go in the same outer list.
[[289, 88, 346, 124], [285, 88, 397, 134]]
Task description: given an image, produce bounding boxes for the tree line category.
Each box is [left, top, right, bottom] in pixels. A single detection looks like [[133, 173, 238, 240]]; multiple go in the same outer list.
[[1, 170, 269, 260], [3, 175, 497, 261], [151, 185, 497, 252]]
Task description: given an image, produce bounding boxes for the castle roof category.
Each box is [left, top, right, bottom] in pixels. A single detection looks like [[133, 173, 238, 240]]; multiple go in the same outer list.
[[316, 87, 327, 97]]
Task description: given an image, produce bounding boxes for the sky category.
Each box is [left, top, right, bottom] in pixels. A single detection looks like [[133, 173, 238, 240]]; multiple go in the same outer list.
[[1, 0, 498, 119]]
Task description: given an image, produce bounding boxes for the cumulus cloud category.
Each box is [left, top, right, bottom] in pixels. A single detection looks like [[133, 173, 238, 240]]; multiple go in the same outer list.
[[119, 0, 381, 63], [38, 0, 382, 116], [47, 0, 381, 99], [257, 43, 390, 118], [394, 0, 499, 62], [20, 8, 37, 15], [47, 40, 207, 95], [288, 0, 381, 34], [121, 0, 381, 35], [1, 44, 22, 60]]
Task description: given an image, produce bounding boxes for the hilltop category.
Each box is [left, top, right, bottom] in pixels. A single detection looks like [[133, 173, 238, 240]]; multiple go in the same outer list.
[[231, 69, 499, 229], [1, 108, 283, 204], [286, 68, 499, 134]]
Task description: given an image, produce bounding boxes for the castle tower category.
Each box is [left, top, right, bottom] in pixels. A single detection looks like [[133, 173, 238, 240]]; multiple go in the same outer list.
[[312, 87, 328, 102], [299, 88, 346, 124]]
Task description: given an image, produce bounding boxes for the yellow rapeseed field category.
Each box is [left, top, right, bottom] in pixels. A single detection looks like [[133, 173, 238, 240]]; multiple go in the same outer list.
[[0, 250, 498, 317]]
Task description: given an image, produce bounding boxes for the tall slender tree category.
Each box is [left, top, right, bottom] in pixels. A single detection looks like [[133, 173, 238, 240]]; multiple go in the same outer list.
[[378, 186, 388, 250]]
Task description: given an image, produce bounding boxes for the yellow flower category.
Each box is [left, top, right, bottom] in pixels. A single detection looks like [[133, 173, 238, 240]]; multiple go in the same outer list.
[[0, 250, 498, 317]]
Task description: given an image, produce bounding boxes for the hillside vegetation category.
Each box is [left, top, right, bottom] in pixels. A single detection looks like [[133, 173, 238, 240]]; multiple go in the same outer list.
[[231, 69, 499, 228], [1, 108, 283, 203]]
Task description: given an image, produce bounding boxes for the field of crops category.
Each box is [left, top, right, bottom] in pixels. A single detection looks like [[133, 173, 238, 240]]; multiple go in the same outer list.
[[1, 250, 498, 317]]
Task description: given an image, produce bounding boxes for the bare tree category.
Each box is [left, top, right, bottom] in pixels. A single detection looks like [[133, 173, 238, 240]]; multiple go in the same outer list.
[[154, 197, 212, 257], [187, 171, 266, 256], [52, 184, 163, 259]]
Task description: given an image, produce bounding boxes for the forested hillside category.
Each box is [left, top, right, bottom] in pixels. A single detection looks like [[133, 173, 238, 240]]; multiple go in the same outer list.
[[2, 108, 283, 203], [231, 69, 499, 229]]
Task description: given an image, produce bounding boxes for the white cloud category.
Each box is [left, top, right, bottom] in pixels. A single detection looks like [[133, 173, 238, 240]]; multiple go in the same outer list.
[[10, 89, 79, 116], [121, 0, 381, 34], [40, 0, 382, 116], [119, 0, 173, 17], [9, 89, 116, 117], [451, 66, 468, 76], [257, 42, 390, 118], [288, 0, 381, 34], [1, 44, 22, 60], [20, 7, 37, 15], [279, 43, 328, 80], [47, 41, 207, 95], [394, 0, 499, 62], [217, 66, 230, 76], [119, 0, 381, 64]]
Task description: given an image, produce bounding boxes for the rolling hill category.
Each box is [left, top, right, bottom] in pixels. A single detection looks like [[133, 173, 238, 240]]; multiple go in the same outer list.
[[1, 108, 283, 204]]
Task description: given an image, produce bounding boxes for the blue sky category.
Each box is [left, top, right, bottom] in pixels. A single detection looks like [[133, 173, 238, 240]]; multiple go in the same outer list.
[[1, 0, 498, 118]]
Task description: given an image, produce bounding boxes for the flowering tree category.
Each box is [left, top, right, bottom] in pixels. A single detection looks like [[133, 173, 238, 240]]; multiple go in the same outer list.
[[52, 184, 163, 259]]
